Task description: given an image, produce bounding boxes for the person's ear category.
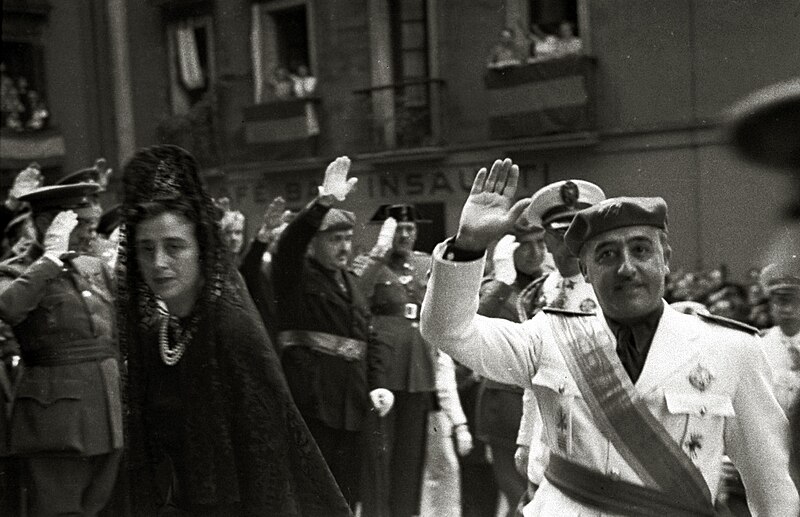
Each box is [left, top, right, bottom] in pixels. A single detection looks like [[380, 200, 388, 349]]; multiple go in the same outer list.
[[662, 244, 672, 276], [579, 259, 591, 283]]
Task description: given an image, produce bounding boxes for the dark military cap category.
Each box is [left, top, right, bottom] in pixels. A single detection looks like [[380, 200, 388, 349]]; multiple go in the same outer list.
[[728, 79, 800, 170], [511, 213, 545, 242], [369, 204, 431, 224], [98, 203, 122, 237], [18, 183, 102, 213], [319, 208, 356, 233], [564, 197, 668, 256], [56, 158, 109, 190]]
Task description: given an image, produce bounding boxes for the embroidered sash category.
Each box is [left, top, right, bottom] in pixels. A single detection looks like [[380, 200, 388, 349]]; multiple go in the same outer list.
[[545, 312, 714, 514]]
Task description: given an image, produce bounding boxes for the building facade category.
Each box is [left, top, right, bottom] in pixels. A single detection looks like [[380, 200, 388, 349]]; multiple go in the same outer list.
[[3, 0, 798, 276]]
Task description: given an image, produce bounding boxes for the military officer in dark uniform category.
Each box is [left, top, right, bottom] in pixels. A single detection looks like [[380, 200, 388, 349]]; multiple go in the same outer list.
[[353, 203, 438, 517], [0, 182, 122, 516], [273, 156, 393, 509]]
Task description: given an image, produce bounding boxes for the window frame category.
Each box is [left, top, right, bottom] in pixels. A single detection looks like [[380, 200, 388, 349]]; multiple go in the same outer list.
[[251, 0, 317, 104], [165, 14, 216, 115], [506, 0, 591, 55]]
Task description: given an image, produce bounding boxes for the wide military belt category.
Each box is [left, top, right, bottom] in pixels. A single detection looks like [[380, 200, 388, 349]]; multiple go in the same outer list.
[[543, 309, 715, 516], [21, 338, 118, 366], [277, 330, 367, 361], [371, 302, 419, 320], [544, 454, 714, 516]]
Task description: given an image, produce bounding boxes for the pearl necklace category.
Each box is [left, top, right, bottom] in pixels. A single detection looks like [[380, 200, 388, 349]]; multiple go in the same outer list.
[[157, 301, 187, 366]]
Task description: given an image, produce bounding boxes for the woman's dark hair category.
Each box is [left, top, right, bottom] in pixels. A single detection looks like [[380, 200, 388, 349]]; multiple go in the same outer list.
[[117, 144, 230, 347]]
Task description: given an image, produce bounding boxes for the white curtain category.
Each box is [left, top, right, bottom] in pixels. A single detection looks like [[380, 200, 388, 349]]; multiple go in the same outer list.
[[176, 20, 205, 90], [251, 4, 264, 103]]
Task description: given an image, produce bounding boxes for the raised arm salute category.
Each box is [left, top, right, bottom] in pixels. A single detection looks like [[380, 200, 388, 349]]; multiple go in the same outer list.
[[421, 158, 798, 516]]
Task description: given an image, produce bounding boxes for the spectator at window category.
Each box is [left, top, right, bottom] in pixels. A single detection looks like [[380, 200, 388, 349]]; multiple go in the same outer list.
[[269, 67, 294, 100], [291, 64, 317, 98], [488, 28, 523, 69], [524, 24, 559, 61], [554, 21, 582, 56]]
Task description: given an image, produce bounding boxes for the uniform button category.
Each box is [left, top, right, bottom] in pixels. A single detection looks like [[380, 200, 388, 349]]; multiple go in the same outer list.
[[699, 406, 707, 416], [411, 322, 419, 329], [609, 467, 620, 480], [558, 383, 566, 394], [82, 290, 92, 298]]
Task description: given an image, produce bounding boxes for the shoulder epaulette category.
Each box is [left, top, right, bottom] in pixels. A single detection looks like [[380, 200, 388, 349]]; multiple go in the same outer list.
[[542, 307, 594, 316], [697, 312, 759, 335]]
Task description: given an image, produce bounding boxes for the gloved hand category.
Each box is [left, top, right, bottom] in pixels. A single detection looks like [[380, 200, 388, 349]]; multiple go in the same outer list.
[[369, 388, 395, 417], [7, 163, 44, 210], [317, 156, 357, 201], [43, 210, 79, 259], [493, 234, 519, 285], [257, 196, 287, 243], [454, 424, 474, 456], [369, 217, 397, 258], [514, 445, 530, 476]]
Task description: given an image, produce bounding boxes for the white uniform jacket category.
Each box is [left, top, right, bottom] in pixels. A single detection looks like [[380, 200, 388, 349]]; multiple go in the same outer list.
[[420, 244, 798, 516]]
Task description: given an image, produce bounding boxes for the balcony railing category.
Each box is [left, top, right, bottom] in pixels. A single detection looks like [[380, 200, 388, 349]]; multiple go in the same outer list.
[[353, 78, 446, 153], [241, 97, 321, 161], [484, 55, 596, 141]]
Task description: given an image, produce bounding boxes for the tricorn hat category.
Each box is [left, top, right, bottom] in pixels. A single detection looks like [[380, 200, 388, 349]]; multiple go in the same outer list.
[[369, 204, 431, 224]]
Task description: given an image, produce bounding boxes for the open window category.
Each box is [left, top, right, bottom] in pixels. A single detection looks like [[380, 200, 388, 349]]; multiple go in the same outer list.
[[2, 38, 48, 132], [501, 0, 588, 63], [251, 0, 316, 103]]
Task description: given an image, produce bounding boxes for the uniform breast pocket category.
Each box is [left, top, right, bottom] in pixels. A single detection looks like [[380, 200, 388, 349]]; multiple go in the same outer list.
[[39, 293, 73, 328], [664, 390, 734, 462], [531, 368, 581, 455], [10, 378, 87, 454]]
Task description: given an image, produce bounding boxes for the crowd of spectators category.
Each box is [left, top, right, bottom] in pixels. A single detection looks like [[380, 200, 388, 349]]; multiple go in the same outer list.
[[487, 21, 583, 69], [665, 266, 772, 328]]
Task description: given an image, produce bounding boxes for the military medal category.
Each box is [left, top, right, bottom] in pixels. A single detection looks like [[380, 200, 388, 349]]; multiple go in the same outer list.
[[688, 364, 714, 391], [579, 298, 597, 312]]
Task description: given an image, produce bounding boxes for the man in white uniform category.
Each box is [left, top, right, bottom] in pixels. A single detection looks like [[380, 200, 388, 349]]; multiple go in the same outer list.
[[759, 257, 800, 416], [420, 158, 798, 516], [512, 180, 603, 510]]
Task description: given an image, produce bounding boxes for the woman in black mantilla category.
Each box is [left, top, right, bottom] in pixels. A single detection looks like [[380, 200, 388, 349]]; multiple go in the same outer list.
[[117, 144, 350, 516]]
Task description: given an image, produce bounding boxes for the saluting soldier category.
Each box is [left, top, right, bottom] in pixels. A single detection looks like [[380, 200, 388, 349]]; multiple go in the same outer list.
[[512, 179, 604, 511], [352, 203, 438, 517], [420, 158, 798, 516], [0, 182, 122, 516], [472, 217, 548, 516]]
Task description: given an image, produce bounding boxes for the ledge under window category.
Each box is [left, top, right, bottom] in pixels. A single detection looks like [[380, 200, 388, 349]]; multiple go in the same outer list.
[[484, 55, 597, 141]]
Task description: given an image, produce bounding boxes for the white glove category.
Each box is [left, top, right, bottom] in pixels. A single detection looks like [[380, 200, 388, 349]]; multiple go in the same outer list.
[[369, 388, 395, 417], [493, 234, 519, 285], [317, 156, 357, 201], [454, 424, 474, 456], [7, 164, 44, 209], [44, 210, 79, 258], [370, 217, 397, 258], [514, 445, 530, 476], [257, 196, 287, 242]]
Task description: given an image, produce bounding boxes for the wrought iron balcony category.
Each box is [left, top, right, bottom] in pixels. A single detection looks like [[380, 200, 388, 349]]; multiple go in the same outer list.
[[353, 78, 446, 154]]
